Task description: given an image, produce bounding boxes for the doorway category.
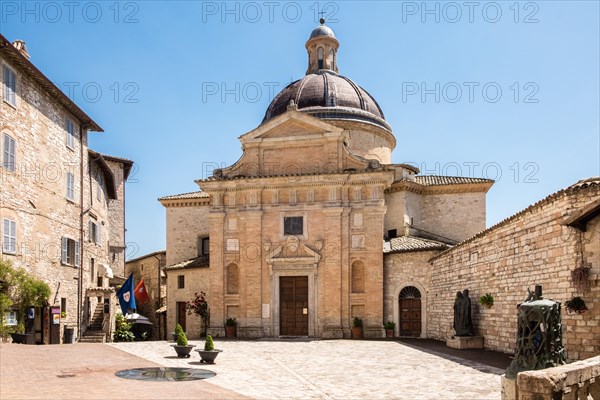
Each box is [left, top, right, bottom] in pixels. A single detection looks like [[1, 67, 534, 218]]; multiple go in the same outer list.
[[279, 276, 308, 336], [399, 286, 421, 337], [176, 302, 186, 332]]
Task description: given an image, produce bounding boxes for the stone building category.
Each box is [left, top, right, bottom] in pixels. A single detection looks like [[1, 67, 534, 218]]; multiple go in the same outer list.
[[159, 22, 492, 339], [427, 178, 600, 360], [0, 34, 133, 343], [124, 250, 167, 340]]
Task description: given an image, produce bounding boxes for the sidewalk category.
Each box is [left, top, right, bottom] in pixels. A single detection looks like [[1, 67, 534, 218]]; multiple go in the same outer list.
[[0, 342, 246, 400]]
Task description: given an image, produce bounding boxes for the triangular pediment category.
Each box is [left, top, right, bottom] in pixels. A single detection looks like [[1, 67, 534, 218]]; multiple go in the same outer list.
[[241, 109, 344, 143], [266, 237, 321, 265]]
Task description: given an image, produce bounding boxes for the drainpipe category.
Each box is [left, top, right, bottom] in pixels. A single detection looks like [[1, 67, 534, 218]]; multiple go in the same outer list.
[[77, 125, 85, 340], [153, 253, 162, 339]]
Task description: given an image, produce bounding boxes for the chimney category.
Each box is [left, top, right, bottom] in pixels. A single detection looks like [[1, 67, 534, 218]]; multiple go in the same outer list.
[[12, 40, 30, 60]]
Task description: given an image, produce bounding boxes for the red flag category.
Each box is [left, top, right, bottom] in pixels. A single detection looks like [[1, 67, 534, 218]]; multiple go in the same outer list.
[[134, 279, 150, 306]]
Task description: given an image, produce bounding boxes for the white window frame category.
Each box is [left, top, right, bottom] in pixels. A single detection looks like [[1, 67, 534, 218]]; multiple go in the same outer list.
[[61, 237, 80, 267], [2, 218, 16, 254], [3, 65, 16, 106], [66, 172, 75, 201], [2, 133, 16, 172], [66, 119, 75, 149]]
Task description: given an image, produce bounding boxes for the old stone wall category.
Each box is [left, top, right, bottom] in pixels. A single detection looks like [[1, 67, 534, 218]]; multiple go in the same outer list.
[[125, 251, 166, 340], [165, 266, 210, 339], [384, 250, 439, 337], [429, 183, 600, 360], [419, 192, 486, 243], [165, 205, 210, 266]]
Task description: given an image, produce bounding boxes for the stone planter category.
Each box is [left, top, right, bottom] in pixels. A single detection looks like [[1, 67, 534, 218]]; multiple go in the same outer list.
[[351, 327, 363, 339], [385, 329, 394, 338], [10, 333, 31, 344], [171, 344, 195, 358], [225, 326, 236, 337], [196, 349, 222, 364]]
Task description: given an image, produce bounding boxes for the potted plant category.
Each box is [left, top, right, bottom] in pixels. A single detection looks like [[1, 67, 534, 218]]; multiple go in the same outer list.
[[195, 335, 222, 364], [351, 317, 363, 339], [571, 266, 591, 291], [171, 324, 195, 358], [171, 323, 184, 342], [565, 296, 588, 314], [383, 321, 395, 338], [479, 293, 494, 308], [225, 318, 237, 338]]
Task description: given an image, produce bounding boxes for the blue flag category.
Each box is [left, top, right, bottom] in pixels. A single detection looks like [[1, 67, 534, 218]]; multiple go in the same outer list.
[[117, 273, 137, 315]]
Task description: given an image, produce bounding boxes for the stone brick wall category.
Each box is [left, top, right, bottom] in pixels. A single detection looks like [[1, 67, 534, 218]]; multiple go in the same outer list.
[[165, 205, 210, 266], [384, 250, 440, 337], [165, 266, 210, 339], [125, 251, 166, 340], [429, 183, 600, 360]]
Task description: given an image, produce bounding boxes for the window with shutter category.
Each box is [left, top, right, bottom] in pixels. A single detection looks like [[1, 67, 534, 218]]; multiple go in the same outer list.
[[3, 66, 16, 106], [3, 133, 16, 172], [2, 218, 16, 254]]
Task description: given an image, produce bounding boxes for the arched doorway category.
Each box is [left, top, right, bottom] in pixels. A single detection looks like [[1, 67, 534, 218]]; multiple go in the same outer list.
[[399, 286, 421, 337]]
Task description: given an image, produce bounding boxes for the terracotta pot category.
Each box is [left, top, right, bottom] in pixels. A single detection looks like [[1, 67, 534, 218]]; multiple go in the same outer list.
[[385, 329, 394, 338], [225, 326, 236, 337], [351, 327, 363, 339]]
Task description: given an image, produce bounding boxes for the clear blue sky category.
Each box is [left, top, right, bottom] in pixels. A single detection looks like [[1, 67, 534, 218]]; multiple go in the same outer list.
[[2, 1, 599, 260]]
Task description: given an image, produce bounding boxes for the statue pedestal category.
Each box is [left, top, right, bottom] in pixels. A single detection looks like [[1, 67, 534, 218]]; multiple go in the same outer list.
[[500, 375, 517, 400], [446, 335, 484, 350]]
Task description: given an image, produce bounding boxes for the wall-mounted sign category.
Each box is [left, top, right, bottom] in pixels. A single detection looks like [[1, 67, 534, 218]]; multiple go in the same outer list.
[[3, 311, 17, 326], [52, 313, 60, 325]]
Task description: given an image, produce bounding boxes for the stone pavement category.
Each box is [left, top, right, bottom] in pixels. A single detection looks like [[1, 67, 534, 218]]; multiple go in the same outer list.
[[111, 339, 505, 399], [0, 342, 246, 400]]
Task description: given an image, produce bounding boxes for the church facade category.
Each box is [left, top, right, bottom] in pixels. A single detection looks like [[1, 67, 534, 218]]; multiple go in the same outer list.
[[159, 22, 493, 339]]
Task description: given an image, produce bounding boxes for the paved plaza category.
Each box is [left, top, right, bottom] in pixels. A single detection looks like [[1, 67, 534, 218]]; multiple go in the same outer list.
[[1, 339, 507, 399]]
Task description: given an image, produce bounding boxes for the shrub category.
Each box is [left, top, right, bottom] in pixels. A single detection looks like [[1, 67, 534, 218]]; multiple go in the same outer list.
[[225, 318, 237, 327], [113, 313, 135, 342], [565, 296, 588, 313], [571, 266, 591, 291], [353, 317, 363, 328], [383, 321, 395, 330], [176, 329, 189, 346], [204, 334, 215, 351], [174, 323, 184, 337], [479, 293, 494, 307]]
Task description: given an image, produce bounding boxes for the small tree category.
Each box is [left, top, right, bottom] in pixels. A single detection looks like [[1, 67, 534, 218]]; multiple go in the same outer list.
[[204, 334, 215, 351], [0, 261, 50, 337], [176, 330, 189, 346], [186, 291, 210, 337], [113, 313, 135, 342]]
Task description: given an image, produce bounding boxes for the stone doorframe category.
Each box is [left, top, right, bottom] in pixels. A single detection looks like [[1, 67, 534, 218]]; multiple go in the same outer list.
[[393, 281, 427, 338], [266, 237, 321, 337]]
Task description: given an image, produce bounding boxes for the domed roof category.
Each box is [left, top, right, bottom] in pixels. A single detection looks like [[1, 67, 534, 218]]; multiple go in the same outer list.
[[263, 72, 390, 131], [309, 24, 336, 40]]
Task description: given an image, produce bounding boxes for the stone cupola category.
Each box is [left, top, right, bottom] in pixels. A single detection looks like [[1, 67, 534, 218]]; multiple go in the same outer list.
[[305, 19, 339, 75]]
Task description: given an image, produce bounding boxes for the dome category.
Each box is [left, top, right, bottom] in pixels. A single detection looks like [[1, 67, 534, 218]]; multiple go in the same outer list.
[[262, 72, 390, 131], [309, 24, 336, 40]]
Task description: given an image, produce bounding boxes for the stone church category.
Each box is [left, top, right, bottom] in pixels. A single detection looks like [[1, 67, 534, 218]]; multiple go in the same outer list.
[[159, 21, 493, 339]]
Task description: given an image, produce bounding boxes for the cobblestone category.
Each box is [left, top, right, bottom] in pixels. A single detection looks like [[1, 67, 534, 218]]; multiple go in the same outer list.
[[111, 339, 503, 399]]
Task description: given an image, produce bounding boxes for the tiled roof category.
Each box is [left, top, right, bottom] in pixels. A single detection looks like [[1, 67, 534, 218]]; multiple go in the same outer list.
[[414, 176, 494, 186], [125, 250, 166, 264], [165, 256, 210, 271], [159, 191, 209, 201], [384, 236, 450, 253]]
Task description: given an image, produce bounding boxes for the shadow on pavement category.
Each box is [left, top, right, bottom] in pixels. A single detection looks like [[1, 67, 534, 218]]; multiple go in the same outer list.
[[397, 338, 512, 375]]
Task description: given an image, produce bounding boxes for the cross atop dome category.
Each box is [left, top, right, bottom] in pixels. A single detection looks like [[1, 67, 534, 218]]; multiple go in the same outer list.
[[305, 20, 339, 75]]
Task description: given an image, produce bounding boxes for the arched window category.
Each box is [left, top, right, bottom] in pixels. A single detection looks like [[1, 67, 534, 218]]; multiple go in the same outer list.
[[226, 263, 239, 294], [399, 286, 421, 299], [329, 48, 335, 70], [351, 261, 365, 293], [317, 47, 324, 70]]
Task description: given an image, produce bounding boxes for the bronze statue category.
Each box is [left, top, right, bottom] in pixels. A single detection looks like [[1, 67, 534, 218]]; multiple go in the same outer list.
[[453, 289, 474, 336]]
